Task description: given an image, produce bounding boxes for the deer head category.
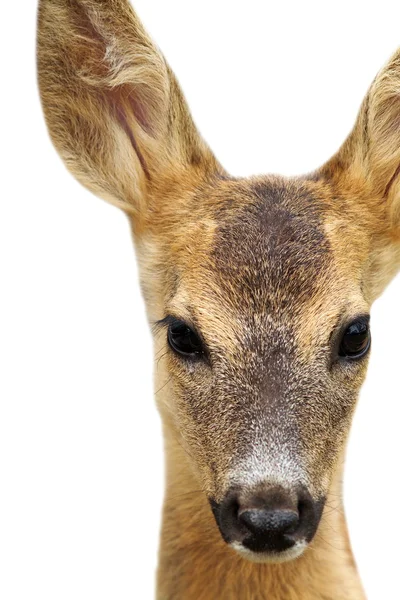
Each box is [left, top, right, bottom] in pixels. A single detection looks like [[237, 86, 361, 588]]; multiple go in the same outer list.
[[37, 0, 400, 563]]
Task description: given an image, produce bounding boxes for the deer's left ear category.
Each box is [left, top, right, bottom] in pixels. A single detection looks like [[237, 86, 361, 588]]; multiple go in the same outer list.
[[320, 49, 400, 299], [322, 49, 400, 233]]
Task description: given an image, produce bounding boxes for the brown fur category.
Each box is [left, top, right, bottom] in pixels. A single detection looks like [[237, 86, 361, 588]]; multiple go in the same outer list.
[[37, 1, 400, 598]]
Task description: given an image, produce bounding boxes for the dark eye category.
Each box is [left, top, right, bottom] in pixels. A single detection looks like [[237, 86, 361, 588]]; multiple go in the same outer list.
[[339, 316, 371, 360], [167, 320, 204, 358]]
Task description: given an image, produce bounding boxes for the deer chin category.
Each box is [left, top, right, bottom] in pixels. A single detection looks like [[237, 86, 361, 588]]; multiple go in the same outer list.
[[230, 540, 308, 564]]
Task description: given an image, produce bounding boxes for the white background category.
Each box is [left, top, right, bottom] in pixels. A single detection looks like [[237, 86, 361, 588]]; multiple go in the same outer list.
[[1, 1, 399, 598]]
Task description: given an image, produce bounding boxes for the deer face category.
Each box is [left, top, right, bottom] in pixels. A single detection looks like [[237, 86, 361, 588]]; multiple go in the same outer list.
[[143, 174, 372, 561], [38, 0, 400, 565]]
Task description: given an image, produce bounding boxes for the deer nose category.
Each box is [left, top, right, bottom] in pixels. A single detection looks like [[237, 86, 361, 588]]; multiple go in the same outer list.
[[238, 506, 299, 537], [211, 485, 322, 555]]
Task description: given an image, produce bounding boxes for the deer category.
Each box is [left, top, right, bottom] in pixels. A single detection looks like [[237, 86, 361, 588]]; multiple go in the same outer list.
[[37, 1, 400, 598]]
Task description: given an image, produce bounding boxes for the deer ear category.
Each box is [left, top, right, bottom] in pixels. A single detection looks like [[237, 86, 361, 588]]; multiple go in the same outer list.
[[321, 49, 400, 232], [319, 50, 400, 300], [37, 0, 218, 218]]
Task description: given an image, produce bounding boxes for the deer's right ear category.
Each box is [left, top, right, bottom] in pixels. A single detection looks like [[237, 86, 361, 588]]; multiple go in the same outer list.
[[37, 0, 218, 219]]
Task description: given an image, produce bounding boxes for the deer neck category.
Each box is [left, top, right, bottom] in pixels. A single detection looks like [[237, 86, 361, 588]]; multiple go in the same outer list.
[[156, 432, 365, 600]]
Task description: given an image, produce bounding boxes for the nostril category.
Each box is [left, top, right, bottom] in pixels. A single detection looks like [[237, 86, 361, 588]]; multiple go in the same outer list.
[[298, 500, 308, 519], [238, 508, 299, 536], [297, 488, 315, 524]]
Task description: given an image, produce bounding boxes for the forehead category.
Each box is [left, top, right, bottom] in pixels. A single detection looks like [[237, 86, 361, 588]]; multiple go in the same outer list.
[[173, 176, 334, 320], [211, 178, 331, 315]]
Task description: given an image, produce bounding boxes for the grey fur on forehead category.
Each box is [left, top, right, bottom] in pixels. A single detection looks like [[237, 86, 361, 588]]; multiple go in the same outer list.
[[211, 179, 333, 313]]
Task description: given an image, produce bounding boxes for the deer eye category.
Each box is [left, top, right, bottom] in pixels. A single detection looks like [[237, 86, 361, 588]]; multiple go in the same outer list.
[[167, 320, 204, 358], [339, 316, 371, 359]]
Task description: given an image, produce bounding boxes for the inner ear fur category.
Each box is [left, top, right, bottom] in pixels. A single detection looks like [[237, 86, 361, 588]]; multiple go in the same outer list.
[[321, 48, 400, 233], [37, 0, 219, 218]]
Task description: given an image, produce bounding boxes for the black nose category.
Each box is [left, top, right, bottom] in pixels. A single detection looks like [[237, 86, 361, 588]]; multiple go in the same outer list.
[[211, 485, 323, 554], [239, 507, 299, 537]]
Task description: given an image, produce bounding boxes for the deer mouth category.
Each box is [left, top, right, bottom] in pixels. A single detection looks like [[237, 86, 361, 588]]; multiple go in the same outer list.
[[229, 539, 308, 564]]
